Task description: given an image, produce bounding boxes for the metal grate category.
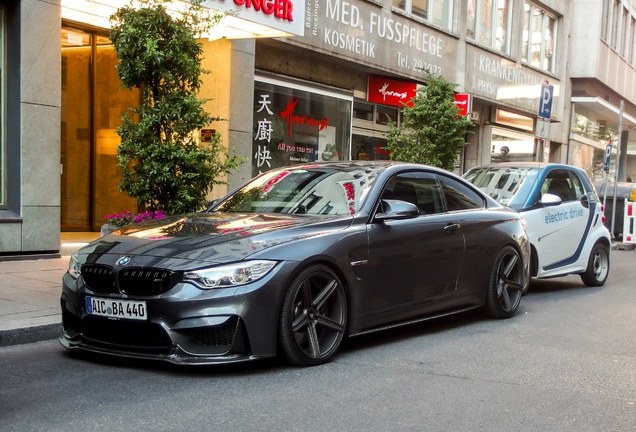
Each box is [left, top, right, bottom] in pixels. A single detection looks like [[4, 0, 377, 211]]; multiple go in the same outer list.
[[118, 268, 180, 295], [81, 316, 172, 348], [81, 265, 116, 293], [192, 316, 239, 346]]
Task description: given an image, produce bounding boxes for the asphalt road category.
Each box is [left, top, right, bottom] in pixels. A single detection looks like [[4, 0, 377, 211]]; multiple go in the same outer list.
[[1, 251, 636, 432]]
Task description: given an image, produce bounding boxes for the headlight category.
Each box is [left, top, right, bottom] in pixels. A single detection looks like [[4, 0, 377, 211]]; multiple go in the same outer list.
[[183, 260, 277, 289], [68, 253, 82, 279]]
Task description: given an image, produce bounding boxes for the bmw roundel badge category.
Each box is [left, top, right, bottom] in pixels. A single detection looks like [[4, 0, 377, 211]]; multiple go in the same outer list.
[[116, 256, 132, 266]]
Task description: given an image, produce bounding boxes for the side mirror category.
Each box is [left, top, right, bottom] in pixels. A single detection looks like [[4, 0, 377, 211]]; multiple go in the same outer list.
[[541, 193, 562, 207], [374, 199, 419, 222]]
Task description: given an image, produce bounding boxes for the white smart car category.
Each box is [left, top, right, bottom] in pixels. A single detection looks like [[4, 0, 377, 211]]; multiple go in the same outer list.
[[463, 163, 611, 288]]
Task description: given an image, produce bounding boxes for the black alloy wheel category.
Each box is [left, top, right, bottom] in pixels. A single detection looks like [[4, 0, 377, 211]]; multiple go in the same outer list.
[[485, 246, 524, 319], [580, 242, 610, 287], [279, 265, 347, 366]]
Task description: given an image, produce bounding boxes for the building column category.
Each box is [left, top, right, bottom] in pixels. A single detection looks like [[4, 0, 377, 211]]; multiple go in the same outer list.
[[199, 38, 256, 199]]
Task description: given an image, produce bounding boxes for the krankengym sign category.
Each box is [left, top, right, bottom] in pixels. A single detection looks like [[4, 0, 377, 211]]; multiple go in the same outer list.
[[201, 0, 306, 36], [367, 76, 418, 107], [465, 44, 560, 120], [282, 0, 458, 82]]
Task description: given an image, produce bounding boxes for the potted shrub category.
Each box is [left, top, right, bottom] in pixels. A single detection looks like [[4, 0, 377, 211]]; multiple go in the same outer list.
[[108, 0, 244, 217], [101, 210, 167, 236]]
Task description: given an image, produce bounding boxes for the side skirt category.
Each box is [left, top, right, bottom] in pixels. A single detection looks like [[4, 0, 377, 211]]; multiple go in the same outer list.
[[348, 305, 482, 338]]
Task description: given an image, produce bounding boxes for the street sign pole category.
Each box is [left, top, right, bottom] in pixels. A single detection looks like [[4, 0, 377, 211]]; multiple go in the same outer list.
[[603, 140, 612, 212], [611, 100, 624, 241]]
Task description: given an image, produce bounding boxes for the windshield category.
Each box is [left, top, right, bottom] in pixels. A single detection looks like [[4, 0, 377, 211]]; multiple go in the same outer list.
[[463, 166, 538, 209], [214, 165, 382, 215]]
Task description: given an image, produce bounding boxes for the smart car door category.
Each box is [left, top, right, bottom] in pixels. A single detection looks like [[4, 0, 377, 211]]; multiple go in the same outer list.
[[523, 169, 590, 273], [366, 172, 465, 321]]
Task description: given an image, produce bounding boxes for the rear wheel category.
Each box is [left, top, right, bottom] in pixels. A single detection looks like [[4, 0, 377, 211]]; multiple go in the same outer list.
[[485, 246, 524, 319], [580, 243, 610, 287], [278, 265, 347, 366]]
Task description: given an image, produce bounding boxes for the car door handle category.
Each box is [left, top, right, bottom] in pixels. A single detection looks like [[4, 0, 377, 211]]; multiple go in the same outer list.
[[444, 223, 460, 233]]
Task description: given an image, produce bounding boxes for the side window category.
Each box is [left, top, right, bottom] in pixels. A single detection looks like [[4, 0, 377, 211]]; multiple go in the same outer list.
[[541, 170, 577, 202], [381, 172, 444, 215], [438, 175, 485, 211], [568, 172, 584, 199]]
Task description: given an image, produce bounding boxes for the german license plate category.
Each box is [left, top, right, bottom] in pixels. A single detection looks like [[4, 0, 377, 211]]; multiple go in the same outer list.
[[86, 297, 147, 321]]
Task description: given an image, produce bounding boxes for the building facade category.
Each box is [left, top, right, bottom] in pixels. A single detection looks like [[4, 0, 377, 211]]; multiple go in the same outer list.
[[0, 0, 61, 255], [569, 0, 636, 183], [6, 0, 632, 255]]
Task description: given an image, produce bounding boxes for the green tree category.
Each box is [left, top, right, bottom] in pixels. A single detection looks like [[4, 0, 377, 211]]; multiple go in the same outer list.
[[110, 0, 244, 215], [384, 72, 474, 171]]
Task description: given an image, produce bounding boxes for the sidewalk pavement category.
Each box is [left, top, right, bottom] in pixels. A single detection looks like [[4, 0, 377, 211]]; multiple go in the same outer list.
[[0, 256, 69, 347]]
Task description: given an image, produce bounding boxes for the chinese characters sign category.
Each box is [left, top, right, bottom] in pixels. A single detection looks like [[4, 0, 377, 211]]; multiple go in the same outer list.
[[252, 80, 352, 176]]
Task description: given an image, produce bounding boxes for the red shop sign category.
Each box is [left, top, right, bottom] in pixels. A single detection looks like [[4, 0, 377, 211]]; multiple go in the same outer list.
[[367, 76, 418, 107], [453, 94, 471, 117]]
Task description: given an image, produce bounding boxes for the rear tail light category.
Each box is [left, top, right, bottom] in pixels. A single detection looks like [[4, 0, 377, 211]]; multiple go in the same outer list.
[[601, 204, 606, 224]]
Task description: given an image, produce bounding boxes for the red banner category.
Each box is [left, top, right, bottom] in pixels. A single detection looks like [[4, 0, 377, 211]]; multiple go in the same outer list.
[[367, 76, 418, 107], [453, 94, 471, 116]]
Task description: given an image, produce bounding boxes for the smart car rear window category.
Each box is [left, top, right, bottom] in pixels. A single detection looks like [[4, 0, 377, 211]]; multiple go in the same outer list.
[[464, 167, 535, 208]]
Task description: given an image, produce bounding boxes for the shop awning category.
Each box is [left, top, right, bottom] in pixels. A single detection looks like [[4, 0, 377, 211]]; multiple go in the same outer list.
[[571, 96, 636, 131], [61, 0, 303, 40], [571, 96, 636, 154]]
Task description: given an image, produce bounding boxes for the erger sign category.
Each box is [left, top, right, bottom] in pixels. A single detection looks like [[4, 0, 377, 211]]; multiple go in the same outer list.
[[233, 0, 294, 22], [201, 0, 304, 36]]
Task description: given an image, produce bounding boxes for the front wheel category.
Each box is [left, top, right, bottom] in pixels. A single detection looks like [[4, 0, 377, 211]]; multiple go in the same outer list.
[[485, 246, 524, 319], [580, 243, 610, 287], [278, 265, 347, 366]]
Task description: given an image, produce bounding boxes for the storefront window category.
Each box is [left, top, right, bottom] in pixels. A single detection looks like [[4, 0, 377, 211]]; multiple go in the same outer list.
[[393, 0, 453, 31], [467, 0, 512, 55], [252, 79, 352, 176], [376, 106, 399, 125], [490, 128, 535, 164], [0, 9, 5, 209], [352, 134, 390, 161], [571, 113, 615, 182], [352, 100, 402, 161], [572, 114, 613, 143], [521, 2, 557, 73], [570, 142, 606, 182]]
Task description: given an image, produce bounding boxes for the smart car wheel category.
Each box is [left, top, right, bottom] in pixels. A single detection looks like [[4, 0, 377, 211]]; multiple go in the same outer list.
[[581, 242, 610, 287], [279, 265, 347, 366], [485, 246, 524, 319]]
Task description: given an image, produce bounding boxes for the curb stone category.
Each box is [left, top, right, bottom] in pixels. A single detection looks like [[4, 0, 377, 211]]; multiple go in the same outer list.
[[0, 323, 63, 348]]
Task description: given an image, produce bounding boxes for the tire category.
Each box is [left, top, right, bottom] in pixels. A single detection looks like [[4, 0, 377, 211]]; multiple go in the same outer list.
[[485, 246, 524, 319], [580, 242, 610, 287], [278, 265, 348, 366]]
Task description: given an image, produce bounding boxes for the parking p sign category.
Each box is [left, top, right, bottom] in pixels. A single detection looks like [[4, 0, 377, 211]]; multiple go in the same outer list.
[[538, 82, 554, 119], [604, 142, 612, 173]]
